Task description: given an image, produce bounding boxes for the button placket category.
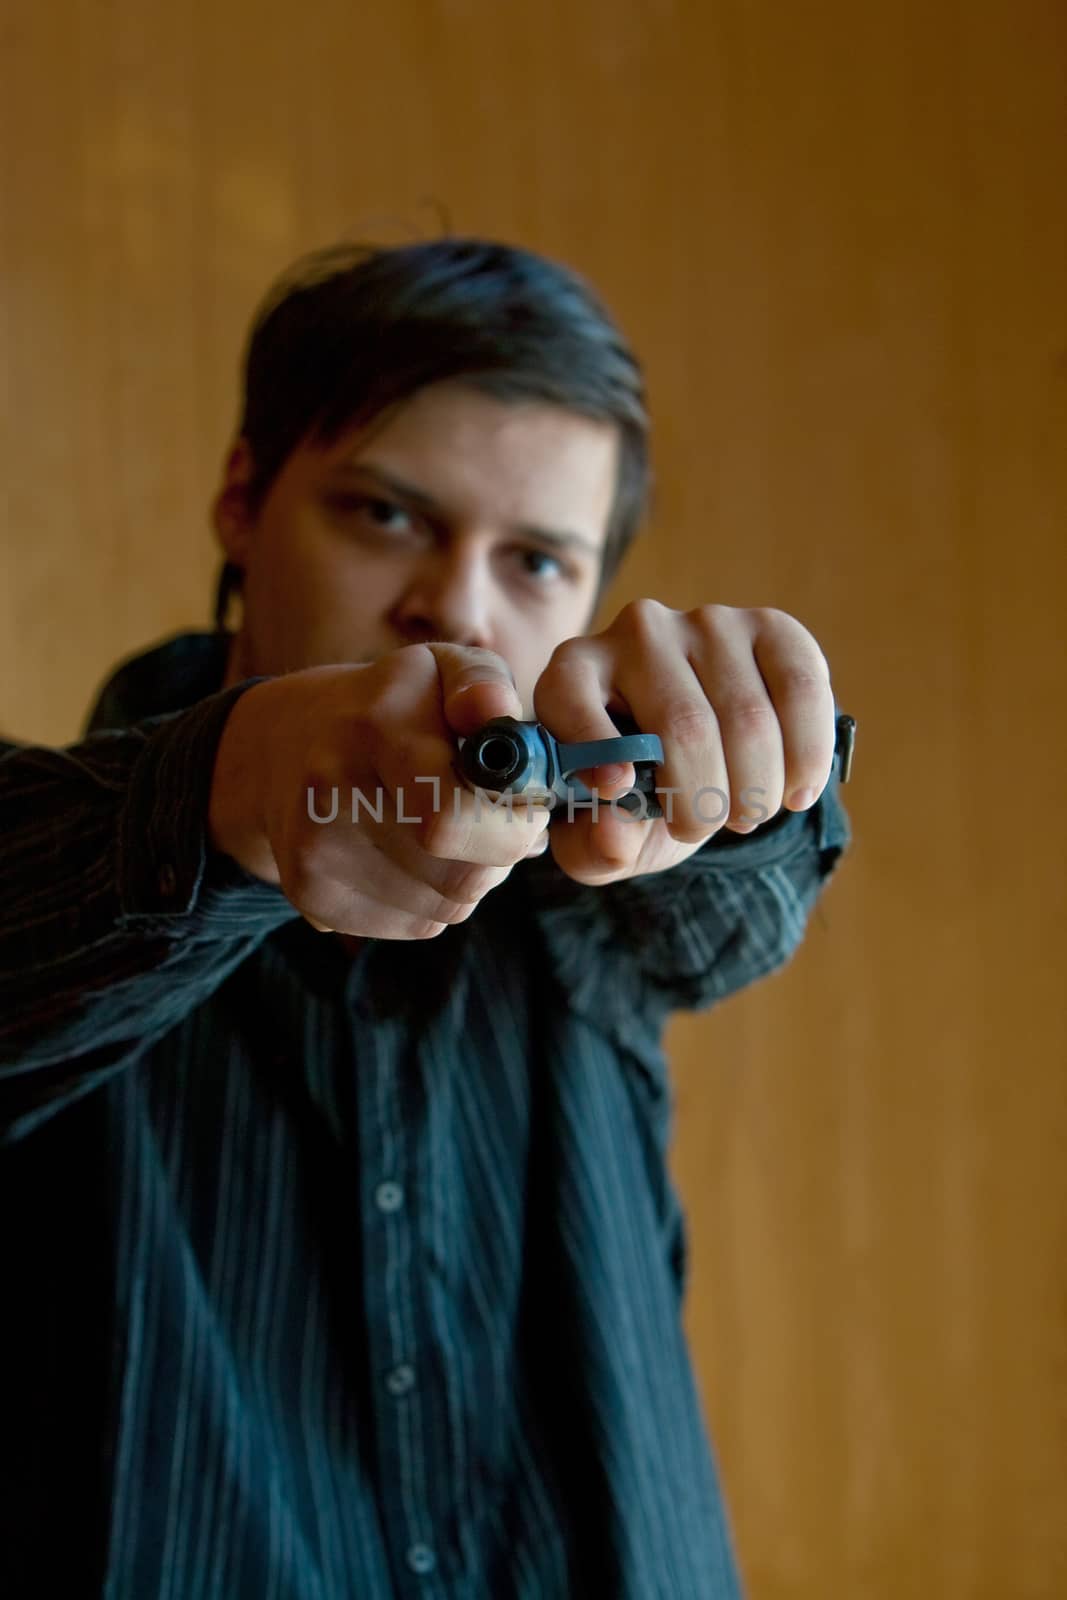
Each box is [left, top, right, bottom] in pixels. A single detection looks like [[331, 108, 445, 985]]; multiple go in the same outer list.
[[358, 1019, 455, 1584]]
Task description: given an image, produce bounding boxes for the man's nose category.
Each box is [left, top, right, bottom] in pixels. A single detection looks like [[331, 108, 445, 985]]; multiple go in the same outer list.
[[390, 548, 495, 650]]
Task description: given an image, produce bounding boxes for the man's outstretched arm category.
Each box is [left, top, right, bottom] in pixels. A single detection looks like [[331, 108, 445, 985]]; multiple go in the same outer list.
[[0, 682, 300, 1141], [524, 758, 850, 1038], [520, 595, 854, 1035]]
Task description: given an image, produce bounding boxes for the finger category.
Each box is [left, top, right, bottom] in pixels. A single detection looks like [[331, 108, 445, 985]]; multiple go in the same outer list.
[[751, 618, 836, 809], [531, 639, 635, 795], [369, 801, 545, 886], [426, 642, 526, 736], [294, 837, 511, 935], [600, 608, 737, 842], [300, 768, 522, 905], [425, 783, 552, 866], [300, 881, 451, 941], [679, 620, 784, 834], [544, 798, 648, 882], [371, 728, 551, 867]]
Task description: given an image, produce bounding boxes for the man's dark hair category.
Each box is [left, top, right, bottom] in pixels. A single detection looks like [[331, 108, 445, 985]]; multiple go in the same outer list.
[[213, 235, 651, 628]]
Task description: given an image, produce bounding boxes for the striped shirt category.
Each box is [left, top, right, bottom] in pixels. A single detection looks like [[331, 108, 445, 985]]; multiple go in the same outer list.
[[0, 631, 852, 1599]]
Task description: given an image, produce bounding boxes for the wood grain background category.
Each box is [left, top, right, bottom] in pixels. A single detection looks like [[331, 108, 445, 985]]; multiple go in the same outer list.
[[2, 2, 1064, 1595]]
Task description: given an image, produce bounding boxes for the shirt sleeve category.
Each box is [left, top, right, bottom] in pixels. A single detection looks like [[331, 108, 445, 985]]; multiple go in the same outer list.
[[522, 761, 853, 1045], [0, 680, 302, 1143]]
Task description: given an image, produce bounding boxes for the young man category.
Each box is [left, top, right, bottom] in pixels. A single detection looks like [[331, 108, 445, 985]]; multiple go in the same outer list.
[[1, 237, 852, 1598]]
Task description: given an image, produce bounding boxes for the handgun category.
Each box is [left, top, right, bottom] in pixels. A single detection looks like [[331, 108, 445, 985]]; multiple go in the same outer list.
[[457, 711, 856, 821]]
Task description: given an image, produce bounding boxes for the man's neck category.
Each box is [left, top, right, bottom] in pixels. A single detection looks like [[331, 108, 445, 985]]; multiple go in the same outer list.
[[220, 631, 248, 693]]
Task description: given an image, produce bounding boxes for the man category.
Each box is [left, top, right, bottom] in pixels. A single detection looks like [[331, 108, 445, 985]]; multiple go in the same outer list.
[[0, 237, 852, 1598]]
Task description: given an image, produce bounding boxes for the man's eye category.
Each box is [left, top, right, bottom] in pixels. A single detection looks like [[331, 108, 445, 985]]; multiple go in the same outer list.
[[330, 493, 412, 532], [360, 496, 412, 531], [518, 548, 566, 582]]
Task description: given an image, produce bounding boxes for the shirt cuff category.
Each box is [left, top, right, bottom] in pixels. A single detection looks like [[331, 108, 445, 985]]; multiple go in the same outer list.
[[682, 761, 852, 874], [115, 678, 300, 936]]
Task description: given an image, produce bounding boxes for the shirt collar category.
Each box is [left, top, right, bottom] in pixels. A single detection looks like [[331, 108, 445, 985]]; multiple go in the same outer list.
[[84, 631, 233, 735]]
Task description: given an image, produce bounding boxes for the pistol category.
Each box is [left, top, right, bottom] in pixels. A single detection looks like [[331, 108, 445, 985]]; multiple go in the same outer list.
[[457, 711, 856, 822]]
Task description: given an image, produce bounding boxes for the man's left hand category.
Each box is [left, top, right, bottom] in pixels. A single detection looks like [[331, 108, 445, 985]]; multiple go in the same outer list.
[[531, 599, 837, 885]]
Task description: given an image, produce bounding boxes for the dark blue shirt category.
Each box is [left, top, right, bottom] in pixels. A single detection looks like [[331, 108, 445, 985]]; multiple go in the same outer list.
[[0, 632, 852, 1598]]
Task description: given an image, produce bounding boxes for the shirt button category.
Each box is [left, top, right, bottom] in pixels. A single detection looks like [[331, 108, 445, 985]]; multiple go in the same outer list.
[[374, 1180, 404, 1213], [385, 1363, 415, 1397], [405, 1543, 436, 1576], [157, 863, 178, 897]]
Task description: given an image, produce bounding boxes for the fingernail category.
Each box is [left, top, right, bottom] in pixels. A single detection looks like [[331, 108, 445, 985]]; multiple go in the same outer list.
[[591, 764, 628, 788], [788, 787, 816, 810]]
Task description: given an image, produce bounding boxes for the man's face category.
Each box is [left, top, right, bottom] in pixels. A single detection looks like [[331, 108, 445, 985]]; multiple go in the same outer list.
[[213, 379, 619, 713]]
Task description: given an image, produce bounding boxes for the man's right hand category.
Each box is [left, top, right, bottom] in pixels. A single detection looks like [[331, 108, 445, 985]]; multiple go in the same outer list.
[[207, 643, 551, 939]]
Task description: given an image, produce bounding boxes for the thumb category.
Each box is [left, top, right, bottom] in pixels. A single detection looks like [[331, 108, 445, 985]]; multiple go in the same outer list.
[[426, 643, 525, 736]]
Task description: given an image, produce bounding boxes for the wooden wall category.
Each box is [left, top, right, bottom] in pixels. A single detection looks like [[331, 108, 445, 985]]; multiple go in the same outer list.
[[3, 2, 1064, 1594]]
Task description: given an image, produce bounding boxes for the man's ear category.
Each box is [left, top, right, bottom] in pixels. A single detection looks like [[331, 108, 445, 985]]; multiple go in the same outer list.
[[211, 438, 258, 567]]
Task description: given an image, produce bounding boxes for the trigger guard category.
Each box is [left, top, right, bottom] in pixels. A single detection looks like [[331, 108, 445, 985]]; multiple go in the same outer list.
[[554, 732, 664, 776]]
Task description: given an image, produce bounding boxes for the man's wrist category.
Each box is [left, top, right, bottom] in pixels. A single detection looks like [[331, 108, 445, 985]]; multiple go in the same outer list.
[[207, 686, 281, 886]]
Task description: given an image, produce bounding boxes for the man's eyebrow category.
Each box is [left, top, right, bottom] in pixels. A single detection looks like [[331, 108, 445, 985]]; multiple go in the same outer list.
[[327, 461, 604, 559]]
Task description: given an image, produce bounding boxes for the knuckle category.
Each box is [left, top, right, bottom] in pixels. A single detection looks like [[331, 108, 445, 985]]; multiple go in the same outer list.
[[661, 699, 718, 746], [418, 812, 467, 859], [359, 646, 436, 721], [435, 891, 490, 926], [780, 661, 832, 694], [368, 644, 421, 691], [618, 596, 670, 638], [415, 825, 451, 864], [437, 860, 496, 905], [719, 697, 777, 733], [547, 634, 591, 673], [687, 602, 732, 632], [440, 899, 479, 925], [752, 604, 788, 627]]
